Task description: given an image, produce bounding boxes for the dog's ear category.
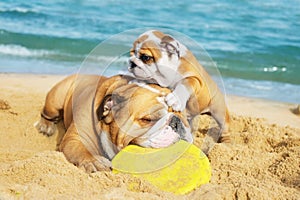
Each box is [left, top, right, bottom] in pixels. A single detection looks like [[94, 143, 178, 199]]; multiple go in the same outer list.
[[130, 47, 135, 56], [160, 35, 180, 58], [97, 94, 113, 123], [96, 94, 125, 124]]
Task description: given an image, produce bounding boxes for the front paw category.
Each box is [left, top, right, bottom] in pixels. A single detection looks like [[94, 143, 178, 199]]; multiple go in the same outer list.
[[34, 117, 57, 136], [165, 92, 187, 111], [165, 83, 191, 111], [78, 156, 112, 173], [218, 135, 231, 143]]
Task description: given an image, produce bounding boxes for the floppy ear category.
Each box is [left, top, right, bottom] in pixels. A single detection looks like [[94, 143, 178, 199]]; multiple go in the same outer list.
[[94, 75, 131, 111], [96, 94, 125, 124], [160, 35, 180, 58], [97, 94, 113, 123]]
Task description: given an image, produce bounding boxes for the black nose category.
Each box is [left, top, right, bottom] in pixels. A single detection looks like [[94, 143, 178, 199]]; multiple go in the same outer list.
[[129, 61, 137, 69], [169, 115, 186, 136]]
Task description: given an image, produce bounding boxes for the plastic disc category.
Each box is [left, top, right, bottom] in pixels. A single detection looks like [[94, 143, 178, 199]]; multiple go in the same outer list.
[[112, 140, 211, 194]]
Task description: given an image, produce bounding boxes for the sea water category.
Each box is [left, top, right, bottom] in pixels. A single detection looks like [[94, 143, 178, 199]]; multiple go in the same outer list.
[[0, 0, 299, 103]]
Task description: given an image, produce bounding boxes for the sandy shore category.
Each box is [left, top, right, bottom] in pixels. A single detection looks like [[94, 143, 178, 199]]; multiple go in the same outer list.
[[0, 73, 299, 199]]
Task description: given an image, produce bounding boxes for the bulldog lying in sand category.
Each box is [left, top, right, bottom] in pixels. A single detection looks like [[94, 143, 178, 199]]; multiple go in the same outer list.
[[129, 30, 230, 142], [35, 74, 193, 172]]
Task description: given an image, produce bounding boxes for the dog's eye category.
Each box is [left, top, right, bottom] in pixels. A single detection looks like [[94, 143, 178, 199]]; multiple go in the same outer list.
[[140, 54, 153, 63], [141, 118, 152, 122], [140, 116, 158, 124]]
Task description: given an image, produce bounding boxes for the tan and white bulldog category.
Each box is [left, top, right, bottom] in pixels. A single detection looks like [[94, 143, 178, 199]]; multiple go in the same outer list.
[[128, 30, 230, 142], [35, 74, 193, 172]]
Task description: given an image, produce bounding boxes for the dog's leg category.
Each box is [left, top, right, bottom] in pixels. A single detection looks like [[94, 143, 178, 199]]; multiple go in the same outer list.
[[165, 82, 192, 112], [59, 123, 111, 173], [35, 75, 76, 136], [209, 91, 231, 143]]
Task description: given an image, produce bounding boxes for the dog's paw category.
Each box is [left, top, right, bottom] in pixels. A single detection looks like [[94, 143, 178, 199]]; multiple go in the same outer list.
[[165, 92, 187, 111], [165, 83, 191, 111], [78, 156, 112, 173], [218, 135, 231, 143], [34, 118, 57, 136]]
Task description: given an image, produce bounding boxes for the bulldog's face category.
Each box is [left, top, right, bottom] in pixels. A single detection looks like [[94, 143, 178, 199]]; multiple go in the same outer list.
[[97, 83, 193, 150], [128, 30, 187, 87]]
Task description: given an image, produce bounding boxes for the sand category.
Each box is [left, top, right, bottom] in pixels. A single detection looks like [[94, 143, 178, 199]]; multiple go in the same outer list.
[[0, 73, 299, 200]]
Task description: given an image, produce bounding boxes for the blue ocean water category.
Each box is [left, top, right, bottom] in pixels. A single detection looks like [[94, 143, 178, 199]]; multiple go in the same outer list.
[[0, 0, 299, 103]]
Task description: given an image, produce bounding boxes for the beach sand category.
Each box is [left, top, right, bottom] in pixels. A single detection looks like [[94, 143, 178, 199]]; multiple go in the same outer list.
[[0, 73, 299, 199]]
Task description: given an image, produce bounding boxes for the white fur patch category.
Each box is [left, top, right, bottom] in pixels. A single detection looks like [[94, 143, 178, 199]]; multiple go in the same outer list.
[[131, 30, 191, 89], [140, 30, 162, 44], [100, 131, 117, 160], [129, 80, 166, 95], [177, 42, 188, 57], [156, 96, 168, 109], [137, 113, 180, 148]]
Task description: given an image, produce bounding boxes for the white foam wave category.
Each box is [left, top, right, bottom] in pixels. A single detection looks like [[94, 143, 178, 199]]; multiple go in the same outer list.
[[86, 55, 129, 64], [0, 7, 37, 13], [263, 66, 287, 72], [224, 77, 300, 103], [204, 41, 239, 52], [0, 45, 51, 57]]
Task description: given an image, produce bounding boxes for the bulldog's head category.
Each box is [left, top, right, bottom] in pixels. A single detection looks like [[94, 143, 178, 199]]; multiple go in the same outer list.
[[96, 79, 193, 154], [128, 30, 188, 88]]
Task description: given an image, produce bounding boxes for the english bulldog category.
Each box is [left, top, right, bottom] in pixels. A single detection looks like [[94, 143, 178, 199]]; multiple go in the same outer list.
[[128, 30, 230, 142], [35, 74, 192, 172]]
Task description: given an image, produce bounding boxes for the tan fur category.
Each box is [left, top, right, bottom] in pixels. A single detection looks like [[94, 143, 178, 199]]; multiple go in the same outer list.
[[140, 40, 162, 64], [130, 34, 149, 56], [177, 47, 230, 141], [131, 30, 230, 142], [36, 74, 191, 172], [152, 30, 165, 39], [38, 75, 112, 172]]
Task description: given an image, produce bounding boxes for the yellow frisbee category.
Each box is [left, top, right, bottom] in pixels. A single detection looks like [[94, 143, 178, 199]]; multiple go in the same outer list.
[[112, 140, 211, 194]]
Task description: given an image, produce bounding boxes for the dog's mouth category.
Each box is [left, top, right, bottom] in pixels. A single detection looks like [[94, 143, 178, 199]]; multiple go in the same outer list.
[[128, 60, 137, 72], [128, 56, 144, 70], [131, 113, 192, 148], [128, 60, 153, 80]]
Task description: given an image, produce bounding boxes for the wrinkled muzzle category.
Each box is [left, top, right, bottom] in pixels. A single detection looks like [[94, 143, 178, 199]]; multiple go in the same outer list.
[[134, 113, 193, 148], [128, 56, 143, 69], [128, 56, 153, 80]]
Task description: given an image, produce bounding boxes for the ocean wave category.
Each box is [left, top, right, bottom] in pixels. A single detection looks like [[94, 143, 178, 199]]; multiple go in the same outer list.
[[87, 55, 129, 63], [0, 45, 51, 57], [262, 66, 287, 73], [0, 29, 98, 55], [224, 77, 300, 103], [0, 44, 130, 67], [0, 7, 39, 15], [204, 41, 240, 52]]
